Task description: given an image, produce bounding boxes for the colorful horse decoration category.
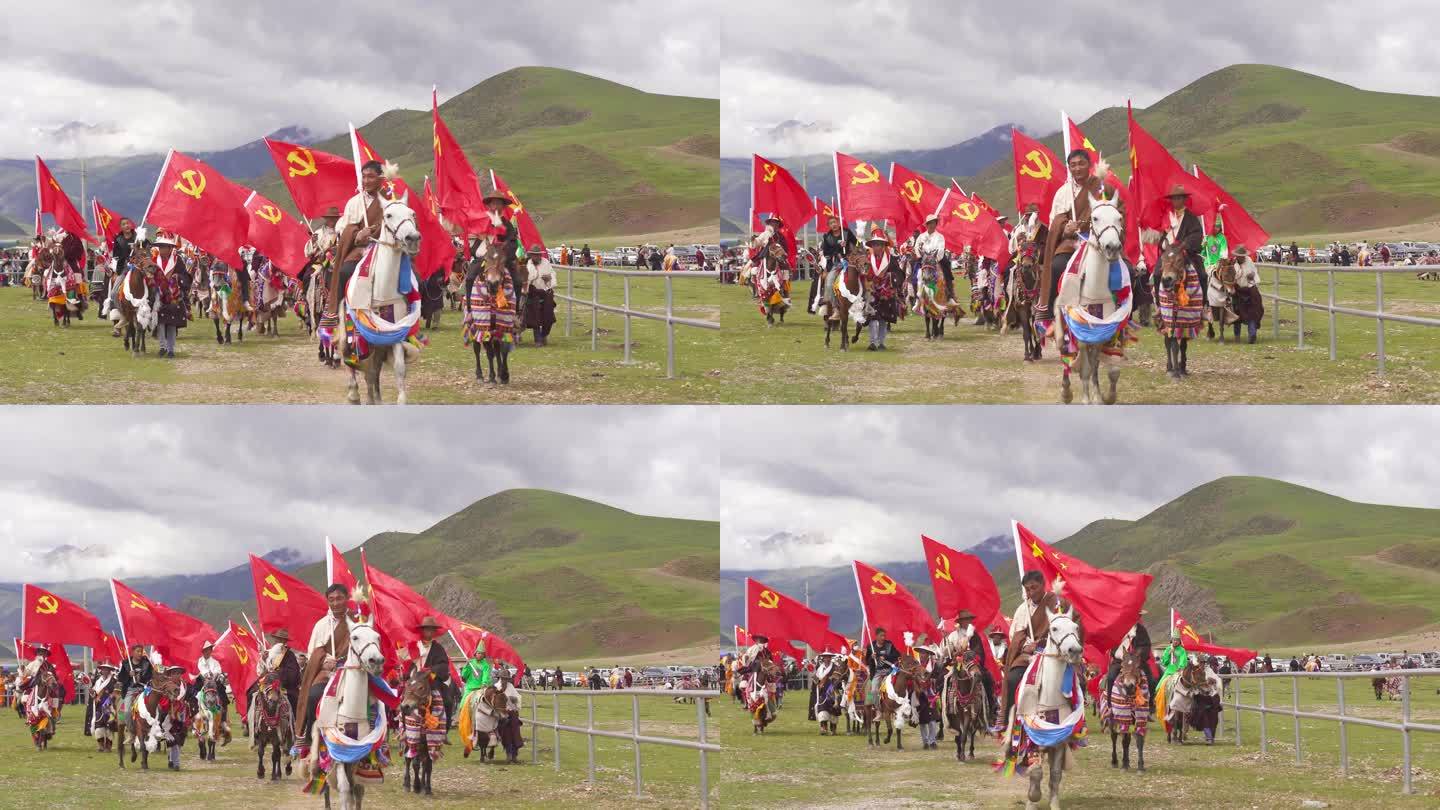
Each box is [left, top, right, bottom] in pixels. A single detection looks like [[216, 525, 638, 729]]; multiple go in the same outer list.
[[209, 261, 247, 344], [755, 241, 791, 326], [1155, 659, 1222, 744], [1154, 240, 1203, 378], [22, 666, 61, 750], [998, 605, 1088, 810], [342, 194, 425, 405], [460, 669, 523, 763], [865, 655, 923, 750], [300, 619, 397, 810], [189, 671, 230, 762], [398, 667, 447, 795], [1053, 194, 1135, 404], [1098, 652, 1149, 771], [250, 671, 294, 781], [943, 649, 990, 762], [462, 241, 516, 385], [122, 667, 190, 771]]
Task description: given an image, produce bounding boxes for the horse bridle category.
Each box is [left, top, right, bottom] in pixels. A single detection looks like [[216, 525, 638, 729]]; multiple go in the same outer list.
[[1088, 200, 1124, 249], [378, 200, 417, 249]]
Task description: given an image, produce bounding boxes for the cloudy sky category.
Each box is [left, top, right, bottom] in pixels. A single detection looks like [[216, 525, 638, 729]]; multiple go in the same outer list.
[[721, 407, 1440, 571], [722, 0, 1440, 157], [1, 1, 718, 158], [0, 407, 718, 582]]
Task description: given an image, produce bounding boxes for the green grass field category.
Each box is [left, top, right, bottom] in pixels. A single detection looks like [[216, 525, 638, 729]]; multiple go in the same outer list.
[[715, 267, 1440, 403], [718, 674, 1440, 808], [0, 274, 720, 404], [0, 689, 718, 809]]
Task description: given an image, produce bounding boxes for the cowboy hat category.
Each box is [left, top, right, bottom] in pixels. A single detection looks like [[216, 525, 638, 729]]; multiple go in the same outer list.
[[765, 214, 785, 226], [96, 663, 118, 671], [865, 228, 890, 246], [201, 640, 215, 650], [268, 628, 290, 642], [915, 644, 940, 655], [164, 665, 186, 674], [152, 229, 178, 247], [1232, 244, 1249, 256], [1165, 184, 1193, 198], [954, 609, 977, 622], [320, 206, 341, 218], [417, 615, 443, 632], [526, 244, 545, 254], [987, 626, 1008, 637], [33, 644, 50, 655], [924, 212, 940, 225], [750, 634, 769, 643]]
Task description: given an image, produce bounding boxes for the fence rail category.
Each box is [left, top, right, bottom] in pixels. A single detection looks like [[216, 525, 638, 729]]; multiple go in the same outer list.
[[1255, 262, 1440, 375], [1227, 667, 1440, 795], [520, 687, 719, 808], [555, 265, 719, 379]]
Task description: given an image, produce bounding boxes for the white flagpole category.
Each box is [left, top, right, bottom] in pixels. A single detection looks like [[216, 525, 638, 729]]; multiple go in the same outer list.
[[325, 535, 334, 588], [140, 149, 174, 230], [851, 562, 872, 647]]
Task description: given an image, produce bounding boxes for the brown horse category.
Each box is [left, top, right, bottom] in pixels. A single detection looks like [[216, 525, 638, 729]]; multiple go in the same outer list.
[[747, 659, 781, 734], [464, 683, 512, 762], [122, 669, 185, 770], [945, 651, 988, 762], [1206, 257, 1239, 342], [757, 241, 791, 327], [208, 263, 247, 344], [1155, 241, 1203, 379], [1007, 246, 1043, 361], [870, 657, 923, 750], [823, 245, 866, 350], [23, 667, 60, 750], [251, 673, 294, 781], [1101, 652, 1148, 771], [399, 668, 446, 796], [117, 264, 154, 356], [464, 242, 516, 385]]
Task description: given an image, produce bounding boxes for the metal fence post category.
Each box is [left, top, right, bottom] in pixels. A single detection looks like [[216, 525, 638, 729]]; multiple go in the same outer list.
[[1402, 675, 1412, 795], [1327, 270, 1336, 360], [553, 696, 561, 772], [632, 693, 643, 798], [531, 692, 538, 764], [697, 696, 710, 810], [1273, 266, 1281, 339], [1375, 271, 1386, 376], [622, 276, 633, 364], [1259, 678, 1268, 755], [1234, 679, 1241, 746], [585, 694, 596, 784], [664, 275, 676, 379], [1337, 678, 1347, 777], [1296, 272, 1305, 348], [590, 271, 599, 352], [565, 266, 573, 338], [1292, 675, 1302, 763]]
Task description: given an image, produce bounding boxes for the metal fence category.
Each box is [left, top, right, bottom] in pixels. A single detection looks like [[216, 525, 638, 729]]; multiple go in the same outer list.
[[521, 687, 720, 808], [554, 265, 719, 379], [1256, 262, 1440, 375], [1226, 668, 1440, 795]]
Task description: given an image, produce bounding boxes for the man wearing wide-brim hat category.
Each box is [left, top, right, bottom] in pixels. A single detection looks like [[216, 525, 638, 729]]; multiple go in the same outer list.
[[522, 243, 557, 346], [1155, 182, 1206, 291], [1228, 243, 1265, 343], [861, 228, 901, 350], [409, 615, 454, 734]]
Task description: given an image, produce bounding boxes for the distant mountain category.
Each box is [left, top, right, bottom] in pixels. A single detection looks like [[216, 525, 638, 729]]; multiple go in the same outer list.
[[1, 490, 718, 662], [719, 124, 1016, 228], [959, 64, 1440, 237], [722, 477, 1440, 651], [4, 67, 718, 244]]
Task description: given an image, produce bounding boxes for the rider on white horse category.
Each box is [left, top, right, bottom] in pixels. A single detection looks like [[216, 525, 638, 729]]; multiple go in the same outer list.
[[192, 640, 232, 744], [1001, 572, 1081, 728]]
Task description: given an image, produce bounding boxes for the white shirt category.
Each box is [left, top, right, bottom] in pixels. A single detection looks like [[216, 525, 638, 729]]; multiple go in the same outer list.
[[307, 612, 346, 660], [527, 258, 556, 292], [915, 229, 946, 259], [939, 624, 973, 662], [196, 655, 223, 679], [337, 191, 378, 234], [1010, 598, 1043, 647], [265, 642, 288, 673]]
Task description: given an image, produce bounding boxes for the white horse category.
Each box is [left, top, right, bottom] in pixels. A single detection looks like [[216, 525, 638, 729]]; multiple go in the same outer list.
[[305, 621, 388, 810], [1013, 606, 1086, 810], [345, 196, 422, 405], [1054, 193, 1129, 405]]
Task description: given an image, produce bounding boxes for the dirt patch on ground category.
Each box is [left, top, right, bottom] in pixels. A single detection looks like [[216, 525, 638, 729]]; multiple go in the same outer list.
[[672, 133, 719, 157], [1390, 131, 1440, 158], [1144, 561, 1224, 638], [1264, 190, 1440, 234], [1226, 513, 1296, 539], [532, 605, 714, 659], [1247, 596, 1425, 645], [656, 554, 720, 583], [1376, 542, 1440, 572]]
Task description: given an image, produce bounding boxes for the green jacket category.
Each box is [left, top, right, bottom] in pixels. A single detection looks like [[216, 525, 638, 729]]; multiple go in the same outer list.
[[1159, 644, 1189, 678], [1202, 218, 1229, 272], [460, 657, 493, 701]]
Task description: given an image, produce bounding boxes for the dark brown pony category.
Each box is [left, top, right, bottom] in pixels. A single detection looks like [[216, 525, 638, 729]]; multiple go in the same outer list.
[[24, 667, 60, 750], [252, 673, 294, 781], [824, 244, 865, 350], [118, 264, 153, 356], [467, 683, 512, 762], [1007, 245, 1043, 361], [758, 241, 791, 326], [871, 657, 923, 750], [466, 242, 515, 384], [748, 659, 780, 734], [945, 651, 987, 761], [1103, 652, 1148, 771], [1206, 257, 1238, 342], [399, 668, 443, 796], [1155, 241, 1195, 378]]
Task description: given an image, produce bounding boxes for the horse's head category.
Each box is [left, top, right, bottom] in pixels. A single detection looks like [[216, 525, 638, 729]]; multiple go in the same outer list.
[[381, 196, 421, 256], [1089, 195, 1125, 261], [1046, 605, 1084, 664], [399, 667, 436, 717], [1216, 256, 1237, 286], [1118, 652, 1142, 686], [1157, 241, 1187, 293], [348, 621, 385, 676]]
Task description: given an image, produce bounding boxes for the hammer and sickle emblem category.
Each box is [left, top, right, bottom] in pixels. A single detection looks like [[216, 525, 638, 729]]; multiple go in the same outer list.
[[757, 590, 780, 609], [507, 191, 525, 216], [129, 597, 150, 611], [901, 179, 923, 204], [100, 210, 113, 230], [255, 205, 282, 225], [851, 163, 880, 185], [869, 573, 897, 596], [932, 554, 952, 583], [174, 169, 206, 199], [433, 125, 441, 156], [363, 146, 376, 162], [35, 595, 59, 615], [235, 626, 249, 638], [1182, 626, 1201, 644], [953, 202, 980, 222], [459, 622, 485, 634], [1019, 150, 1053, 180], [762, 163, 777, 183], [1129, 145, 1138, 170], [232, 645, 249, 665], [285, 148, 317, 178], [48, 178, 61, 192], [261, 574, 288, 602]]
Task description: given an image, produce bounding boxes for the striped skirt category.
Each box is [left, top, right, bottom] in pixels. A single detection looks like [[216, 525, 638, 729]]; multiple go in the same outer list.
[[1156, 268, 1203, 338]]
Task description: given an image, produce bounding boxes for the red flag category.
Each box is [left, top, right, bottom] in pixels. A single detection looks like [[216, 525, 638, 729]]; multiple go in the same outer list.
[[35, 157, 97, 243], [447, 621, 526, 685], [1192, 166, 1270, 254], [110, 579, 214, 674], [362, 553, 432, 652], [48, 643, 77, 701], [491, 171, 546, 253], [213, 623, 260, 718], [264, 139, 356, 220], [834, 152, 905, 225], [1011, 128, 1065, 215], [751, 155, 813, 234], [21, 584, 107, 650], [1064, 115, 1099, 168], [350, 128, 453, 279], [920, 536, 1001, 631], [813, 197, 839, 231], [852, 561, 938, 654], [734, 625, 749, 650], [1172, 609, 1257, 669], [13, 638, 35, 660], [242, 189, 310, 276], [1013, 522, 1152, 657], [432, 89, 488, 233], [327, 540, 358, 592], [248, 554, 329, 652], [889, 162, 945, 235], [93, 198, 124, 247], [94, 630, 125, 666], [934, 187, 1009, 262], [817, 628, 852, 655], [745, 578, 833, 655], [971, 193, 1001, 220], [1127, 105, 1218, 232], [143, 150, 250, 261]]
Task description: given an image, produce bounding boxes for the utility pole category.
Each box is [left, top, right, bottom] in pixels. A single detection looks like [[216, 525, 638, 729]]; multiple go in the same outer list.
[[800, 159, 809, 250]]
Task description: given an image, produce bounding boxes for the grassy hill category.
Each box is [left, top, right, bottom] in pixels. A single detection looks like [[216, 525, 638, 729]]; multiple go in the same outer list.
[[252, 66, 718, 244], [2, 67, 718, 245], [1, 489, 718, 662], [962, 64, 1440, 237], [722, 477, 1440, 652]]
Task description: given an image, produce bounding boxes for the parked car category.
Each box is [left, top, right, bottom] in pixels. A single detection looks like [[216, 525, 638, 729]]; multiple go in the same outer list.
[[1351, 654, 1381, 670]]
